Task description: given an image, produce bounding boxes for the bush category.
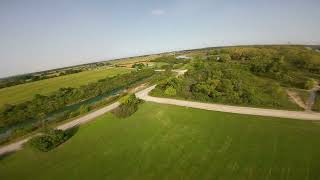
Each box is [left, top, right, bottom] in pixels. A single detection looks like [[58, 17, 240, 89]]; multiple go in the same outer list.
[[119, 94, 140, 105], [29, 129, 70, 152], [112, 94, 142, 118], [156, 77, 183, 91], [68, 111, 80, 118], [304, 79, 317, 90], [132, 63, 145, 70], [79, 105, 90, 114], [29, 135, 52, 151], [219, 54, 231, 62], [164, 86, 177, 96]]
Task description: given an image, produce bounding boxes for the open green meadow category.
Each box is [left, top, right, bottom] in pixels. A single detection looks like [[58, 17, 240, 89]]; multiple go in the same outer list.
[[1, 102, 319, 180], [0, 67, 130, 107]]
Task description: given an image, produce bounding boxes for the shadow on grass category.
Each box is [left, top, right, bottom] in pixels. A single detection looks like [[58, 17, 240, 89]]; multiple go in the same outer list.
[[0, 151, 15, 161], [65, 126, 79, 139], [0, 126, 80, 159]]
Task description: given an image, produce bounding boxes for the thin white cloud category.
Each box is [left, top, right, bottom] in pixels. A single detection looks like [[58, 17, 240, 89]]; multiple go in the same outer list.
[[151, 9, 165, 15]]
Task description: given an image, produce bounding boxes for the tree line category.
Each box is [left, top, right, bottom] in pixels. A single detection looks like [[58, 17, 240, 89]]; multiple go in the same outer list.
[[0, 69, 154, 129]]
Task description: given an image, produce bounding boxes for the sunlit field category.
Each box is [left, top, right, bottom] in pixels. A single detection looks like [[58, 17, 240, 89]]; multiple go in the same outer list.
[[1, 102, 319, 180], [0, 67, 130, 107]]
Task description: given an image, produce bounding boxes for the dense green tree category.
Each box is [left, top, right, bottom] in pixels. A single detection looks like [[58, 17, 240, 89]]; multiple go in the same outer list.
[[112, 94, 142, 118], [29, 129, 70, 152], [164, 86, 177, 96]]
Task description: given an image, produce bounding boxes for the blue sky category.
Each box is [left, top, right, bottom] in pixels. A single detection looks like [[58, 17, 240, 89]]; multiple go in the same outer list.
[[0, 0, 319, 77]]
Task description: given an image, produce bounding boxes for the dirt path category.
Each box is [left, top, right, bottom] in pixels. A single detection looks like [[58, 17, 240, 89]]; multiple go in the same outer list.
[[136, 85, 320, 121], [287, 90, 307, 110], [1, 70, 319, 156], [306, 86, 320, 111], [0, 69, 188, 156], [0, 102, 120, 156], [57, 102, 120, 130], [173, 69, 188, 76], [287, 86, 320, 111]]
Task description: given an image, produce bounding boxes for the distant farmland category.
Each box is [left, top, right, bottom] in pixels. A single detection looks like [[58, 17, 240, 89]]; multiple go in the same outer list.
[[110, 54, 160, 66], [0, 67, 131, 107], [1, 102, 319, 179]]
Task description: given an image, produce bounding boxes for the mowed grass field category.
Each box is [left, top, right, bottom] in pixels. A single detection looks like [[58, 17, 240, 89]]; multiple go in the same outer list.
[[0, 67, 130, 108], [1, 102, 320, 180]]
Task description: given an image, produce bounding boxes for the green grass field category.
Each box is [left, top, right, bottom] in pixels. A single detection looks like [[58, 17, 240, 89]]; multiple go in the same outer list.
[[0, 67, 130, 108], [1, 102, 320, 180]]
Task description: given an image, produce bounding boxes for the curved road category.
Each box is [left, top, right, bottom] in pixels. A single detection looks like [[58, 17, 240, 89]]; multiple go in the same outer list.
[[136, 85, 320, 121], [0, 102, 120, 156], [1, 80, 320, 156]]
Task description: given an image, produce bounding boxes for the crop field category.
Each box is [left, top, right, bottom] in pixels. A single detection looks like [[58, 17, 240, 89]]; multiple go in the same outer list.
[[1, 102, 319, 179], [0, 67, 131, 107]]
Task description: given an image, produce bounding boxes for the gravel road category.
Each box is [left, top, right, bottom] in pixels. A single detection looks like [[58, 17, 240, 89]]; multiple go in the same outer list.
[[136, 85, 320, 121], [0, 102, 120, 156], [1, 76, 319, 156]]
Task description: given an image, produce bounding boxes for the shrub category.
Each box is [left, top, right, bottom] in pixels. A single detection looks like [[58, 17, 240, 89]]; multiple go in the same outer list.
[[304, 79, 317, 90], [119, 94, 140, 105], [164, 86, 177, 96], [29, 135, 54, 152], [157, 77, 182, 91], [68, 111, 80, 118], [79, 105, 90, 114], [219, 54, 231, 62], [29, 129, 70, 152], [112, 94, 142, 118], [132, 63, 145, 70]]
